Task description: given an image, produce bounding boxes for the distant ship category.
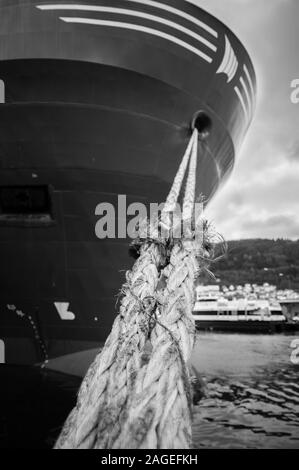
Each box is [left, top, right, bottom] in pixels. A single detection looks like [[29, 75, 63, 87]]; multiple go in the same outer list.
[[193, 286, 299, 333], [0, 0, 256, 366]]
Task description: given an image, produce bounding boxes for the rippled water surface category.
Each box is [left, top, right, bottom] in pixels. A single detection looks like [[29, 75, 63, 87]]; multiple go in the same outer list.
[[191, 333, 299, 449]]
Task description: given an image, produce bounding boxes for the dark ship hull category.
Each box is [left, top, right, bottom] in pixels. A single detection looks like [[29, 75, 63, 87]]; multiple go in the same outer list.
[[0, 0, 256, 365]]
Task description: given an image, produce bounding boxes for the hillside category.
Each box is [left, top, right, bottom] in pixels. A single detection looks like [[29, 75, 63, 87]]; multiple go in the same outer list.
[[210, 239, 299, 290]]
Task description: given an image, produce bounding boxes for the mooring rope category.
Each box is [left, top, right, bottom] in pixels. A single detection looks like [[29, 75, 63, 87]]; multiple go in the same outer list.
[[111, 241, 200, 449], [55, 241, 167, 449], [163, 130, 196, 214], [55, 128, 211, 449], [183, 128, 198, 223], [108, 129, 201, 449]]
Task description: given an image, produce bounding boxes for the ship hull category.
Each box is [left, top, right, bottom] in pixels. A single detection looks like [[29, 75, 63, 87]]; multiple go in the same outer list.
[[0, 0, 256, 365]]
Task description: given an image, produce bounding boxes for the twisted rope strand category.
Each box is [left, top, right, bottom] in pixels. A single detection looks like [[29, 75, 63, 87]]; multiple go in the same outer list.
[[106, 132, 202, 449], [55, 129, 207, 450], [55, 241, 166, 448]]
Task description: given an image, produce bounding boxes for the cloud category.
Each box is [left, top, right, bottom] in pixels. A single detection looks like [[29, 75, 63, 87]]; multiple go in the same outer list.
[[190, 0, 299, 240], [205, 156, 299, 240]]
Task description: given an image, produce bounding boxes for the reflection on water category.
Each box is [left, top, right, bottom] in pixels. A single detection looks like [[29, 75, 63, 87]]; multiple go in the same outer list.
[[191, 333, 299, 449]]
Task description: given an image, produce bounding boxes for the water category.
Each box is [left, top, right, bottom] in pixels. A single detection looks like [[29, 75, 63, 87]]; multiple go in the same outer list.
[[1, 334, 298, 448], [191, 333, 299, 449]]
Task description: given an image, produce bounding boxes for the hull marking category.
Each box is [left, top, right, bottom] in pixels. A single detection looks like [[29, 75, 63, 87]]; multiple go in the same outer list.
[[59, 17, 213, 63], [0, 340, 4, 364], [217, 35, 238, 83], [54, 302, 75, 320], [244, 64, 256, 109], [240, 76, 252, 115], [244, 64, 255, 97], [234, 85, 249, 122], [36, 5, 217, 52], [127, 0, 218, 37], [37, 1, 218, 38], [0, 79, 4, 103]]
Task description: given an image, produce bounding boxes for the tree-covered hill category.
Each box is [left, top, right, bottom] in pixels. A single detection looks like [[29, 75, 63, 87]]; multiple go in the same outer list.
[[210, 239, 299, 290]]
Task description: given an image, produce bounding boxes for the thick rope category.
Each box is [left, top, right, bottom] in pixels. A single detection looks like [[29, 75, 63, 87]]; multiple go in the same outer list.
[[107, 130, 201, 449], [55, 241, 166, 448], [183, 129, 198, 222], [161, 131, 195, 237], [110, 241, 200, 449], [55, 132, 198, 449], [163, 131, 196, 214]]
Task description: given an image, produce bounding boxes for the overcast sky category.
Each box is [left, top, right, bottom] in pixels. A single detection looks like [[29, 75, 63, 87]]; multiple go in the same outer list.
[[189, 0, 299, 240]]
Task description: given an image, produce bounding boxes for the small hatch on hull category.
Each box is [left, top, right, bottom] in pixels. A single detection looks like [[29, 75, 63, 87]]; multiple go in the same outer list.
[[0, 185, 54, 225]]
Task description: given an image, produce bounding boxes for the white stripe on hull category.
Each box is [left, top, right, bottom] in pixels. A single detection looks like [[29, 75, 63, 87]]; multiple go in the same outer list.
[[37, 1, 218, 37], [243, 64, 256, 111], [244, 64, 255, 99], [59, 17, 213, 63], [37, 5, 217, 51], [216, 35, 238, 83], [240, 76, 252, 115], [127, 0, 218, 37], [234, 85, 249, 121]]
